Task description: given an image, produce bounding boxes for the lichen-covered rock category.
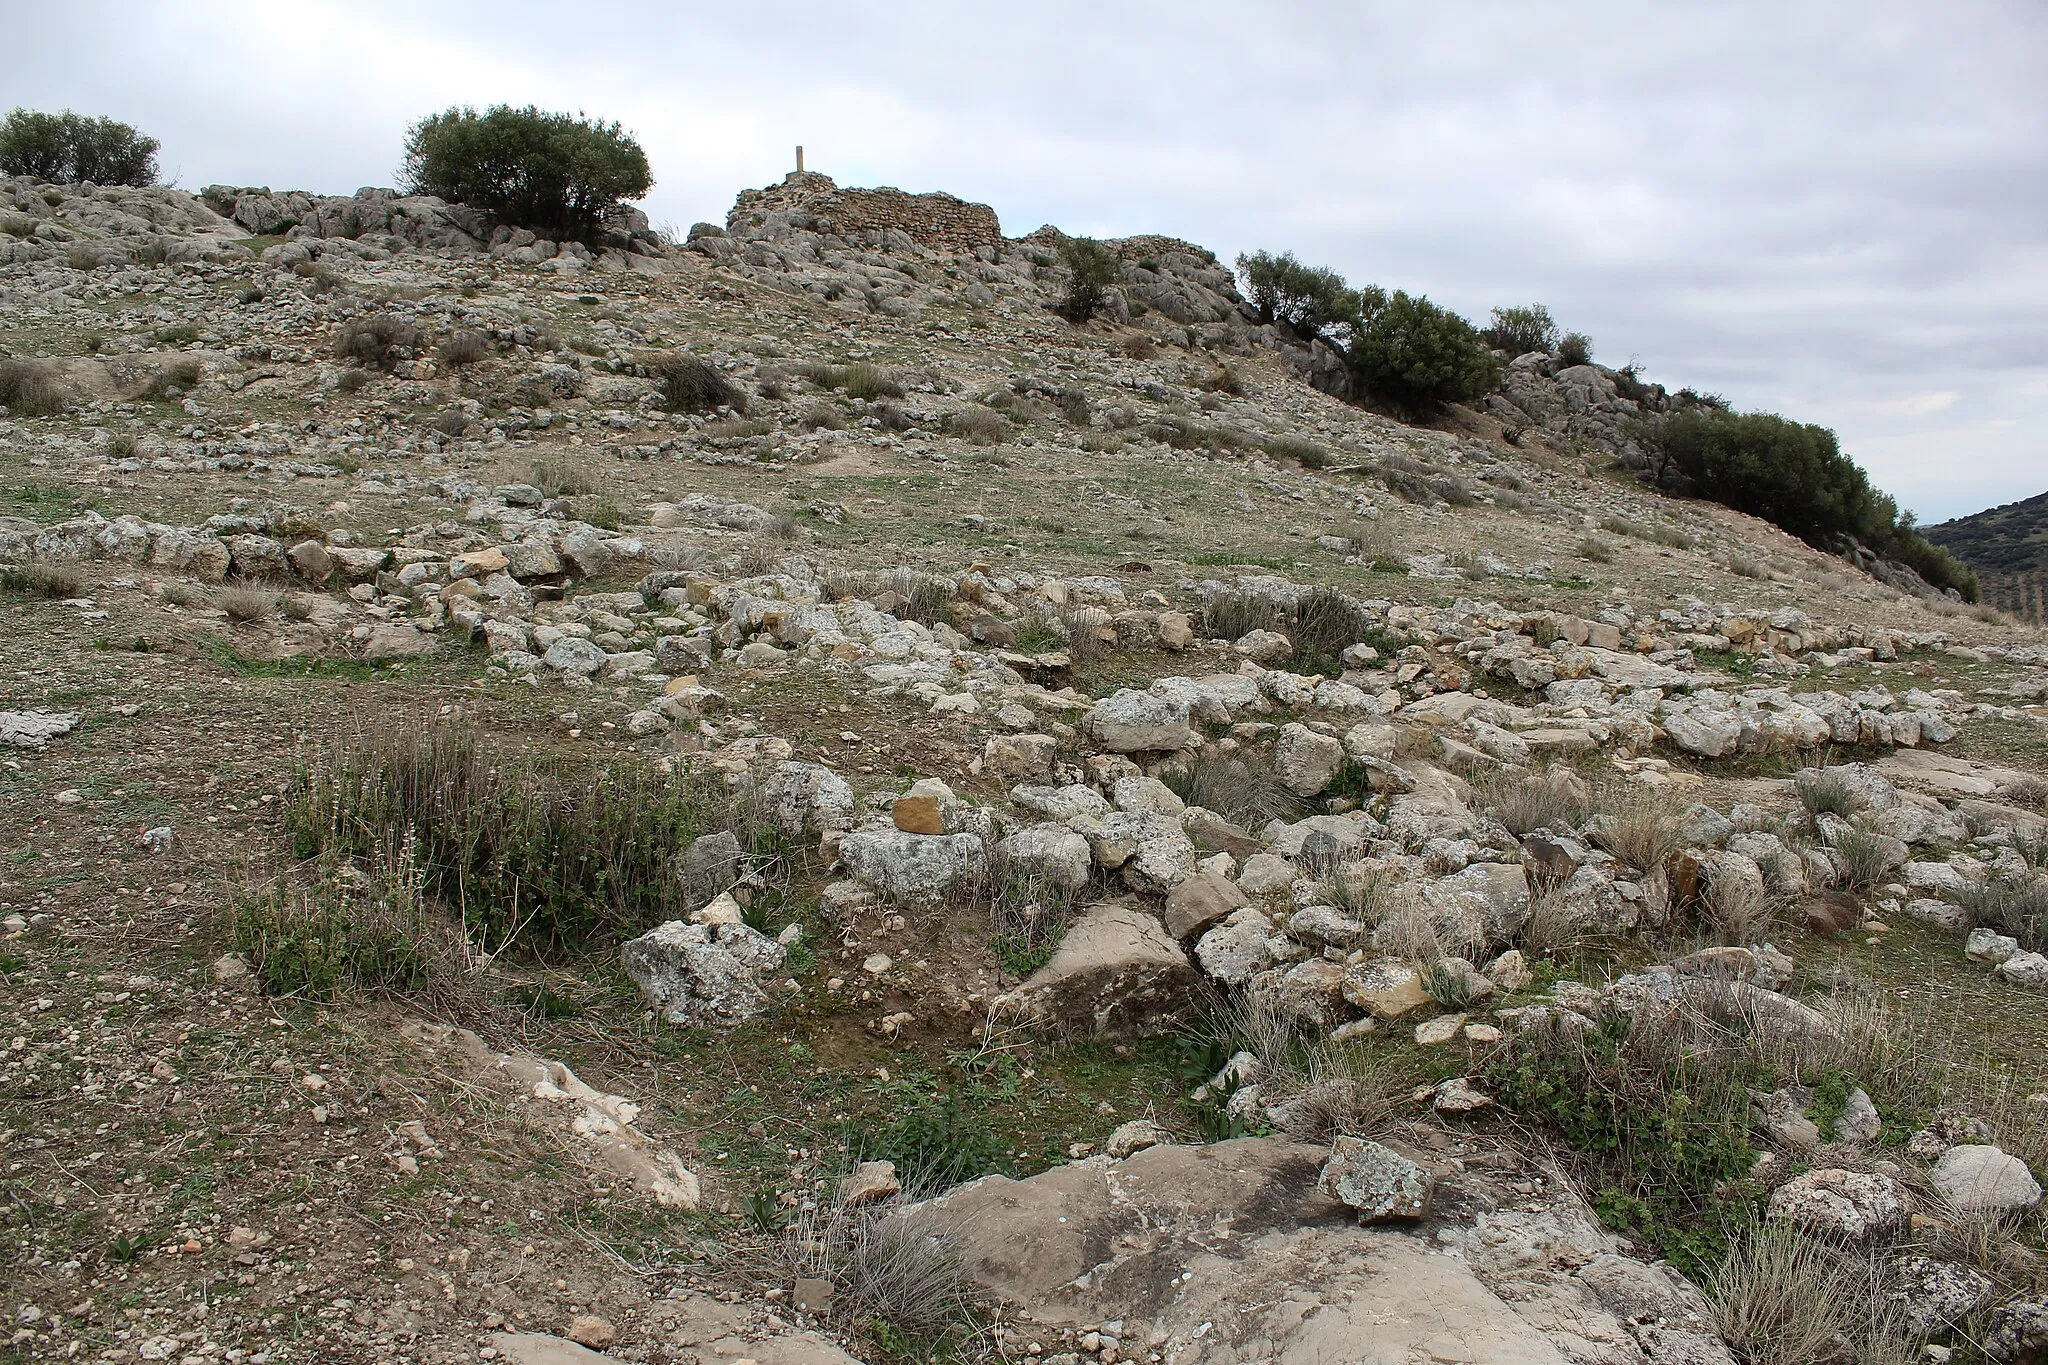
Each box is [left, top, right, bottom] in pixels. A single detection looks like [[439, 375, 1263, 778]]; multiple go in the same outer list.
[[1319, 1136, 1433, 1222], [997, 823, 1093, 892], [620, 920, 788, 1029], [1764, 1168, 1909, 1242], [1084, 688, 1192, 753], [992, 901, 1198, 1038], [838, 829, 985, 902], [1930, 1144, 2043, 1215], [758, 760, 855, 835]]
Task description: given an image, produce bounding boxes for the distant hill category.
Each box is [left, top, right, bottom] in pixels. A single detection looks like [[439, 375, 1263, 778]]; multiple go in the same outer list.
[[1926, 490, 2048, 622]]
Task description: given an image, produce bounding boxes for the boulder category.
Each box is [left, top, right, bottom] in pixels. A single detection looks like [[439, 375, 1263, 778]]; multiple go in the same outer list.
[[1084, 688, 1192, 753], [838, 830, 986, 902], [992, 901, 1198, 1038], [1341, 958, 1433, 1019], [758, 760, 856, 835], [1930, 1144, 2043, 1215], [1164, 869, 1248, 938], [997, 823, 1093, 892], [362, 623, 436, 660], [620, 920, 788, 1029], [983, 732, 1059, 784], [1764, 1168, 1909, 1242], [1273, 722, 1344, 797]]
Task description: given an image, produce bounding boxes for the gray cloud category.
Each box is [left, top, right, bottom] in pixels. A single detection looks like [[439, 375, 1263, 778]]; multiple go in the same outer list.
[[10, 0, 2044, 519]]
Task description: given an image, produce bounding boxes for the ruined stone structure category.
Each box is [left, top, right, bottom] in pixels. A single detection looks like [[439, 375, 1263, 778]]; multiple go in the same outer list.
[[725, 172, 1002, 255]]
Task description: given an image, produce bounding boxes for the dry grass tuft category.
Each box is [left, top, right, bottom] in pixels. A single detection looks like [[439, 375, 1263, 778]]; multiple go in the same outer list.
[[0, 357, 66, 416]]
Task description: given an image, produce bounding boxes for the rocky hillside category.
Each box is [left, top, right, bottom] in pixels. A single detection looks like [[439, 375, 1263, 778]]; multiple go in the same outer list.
[[2, 168, 2047, 1365]]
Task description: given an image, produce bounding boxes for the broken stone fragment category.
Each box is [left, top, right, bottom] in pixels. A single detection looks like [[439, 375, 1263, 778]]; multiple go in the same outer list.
[[1319, 1136, 1433, 1222]]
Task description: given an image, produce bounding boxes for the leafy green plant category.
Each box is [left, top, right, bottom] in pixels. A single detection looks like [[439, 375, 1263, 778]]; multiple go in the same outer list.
[[1557, 332, 1593, 367], [743, 1186, 791, 1233], [231, 846, 430, 1000], [1236, 250, 1359, 340], [109, 1233, 147, 1263], [851, 1090, 1010, 1189], [1485, 1005, 1765, 1278], [402, 104, 651, 240], [1344, 290, 1502, 410]]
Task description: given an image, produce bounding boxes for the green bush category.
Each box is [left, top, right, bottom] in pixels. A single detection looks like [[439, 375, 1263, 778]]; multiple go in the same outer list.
[[1236, 250, 1360, 340], [1481, 304, 1559, 356], [1557, 332, 1593, 366], [1645, 407, 1976, 599], [1055, 236, 1120, 324], [402, 105, 652, 241], [0, 108, 159, 186], [650, 353, 743, 413], [1344, 290, 1502, 410]]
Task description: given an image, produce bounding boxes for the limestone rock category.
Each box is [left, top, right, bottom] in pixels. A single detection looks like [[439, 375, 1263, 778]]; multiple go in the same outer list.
[[1273, 721, 1344, 797], [1319, 1136, 1433, 1221], [1930, 1144, 2043, 1215], [1084, 688, 1192, 753], [992, 901, 1198, 1038], [997, 823, 1093, 891], [1764, 1168, 1909, 1241], [760, 760, 857, 835], [620, 920, 788, 1029], [1164, 869, 1246, 938], [838, 830, 986, 902]]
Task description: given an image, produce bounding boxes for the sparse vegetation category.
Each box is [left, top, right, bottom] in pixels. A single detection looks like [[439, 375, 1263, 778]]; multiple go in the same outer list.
[[1481, 303, 1560, 356], [437, 328, 489, 366], [650, 352, 743, 413], [1161, 751, 1299, 829], [333, 314, 419, 372]]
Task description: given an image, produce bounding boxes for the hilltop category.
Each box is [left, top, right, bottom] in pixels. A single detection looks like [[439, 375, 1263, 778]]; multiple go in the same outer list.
[[1, 166, 2046, 1365], [1928, 490, 2048, 625]]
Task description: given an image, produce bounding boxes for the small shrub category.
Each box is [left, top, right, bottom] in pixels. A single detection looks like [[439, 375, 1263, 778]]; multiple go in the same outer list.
[[1482, 773, 1588, 837], [801, 401, 844, 431], [1828, 824, 1894, 895], [1703, 864, 1773, 944], [573, 495, 623, 531], [1262, 433, 1328, 468], [1055, 236, 1120, 324], [280, 722, 727, 959], [402, 104, 651, 241], [141, 357, 202, 401], [1953, 875, 2048, 952], [1709, 1224, 1916, 1365], [872, 399, 912, 432], [0, 108, 159, 186], [772, 1201, 986, 1346], [1485, 1003, 1766, 1279], [1576, 536, 1616, 564], [1481, 304, 1560, 356], [1557, 332, 1593, 366], [230, 846, 430, 1001], [1794, 768, 1863, 819], [1726, 552, 1771, 580], [1119, 332, 1158, 360], [529, 455, 588, 498], [334, 314, 419, 373], [437, 329, 489, 366], [650, 353, 742, 413], [1316, 864, 1394, 924], [1287, 588, 1373, 674], [837, 362, 904, 401], [430, 408, 468, 439], [852, 1089, 1011, 1189], [1200, 590, 1277, 642], [942, 406, 1008, 445], [0, 358, 65, 416], [217, 586, 277, 623], [1161, 751, 1298, 830], [1588, 788, 1683, 871]]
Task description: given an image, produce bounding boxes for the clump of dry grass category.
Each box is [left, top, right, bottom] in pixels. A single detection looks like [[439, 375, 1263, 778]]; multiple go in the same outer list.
[[650, 352, 744, 413], [437, 329, 489, 366], [1160, 751, 1299, 830], [1, 563, 84, 598], [1702, 863, 1774, 944], [800, 401, 844, 431], [943, 406, 1009, 445], [1709, 1224, 1918, 1365], [1587, 784, 1684, 870], [1795, 768, 1864, 819], [333, 313, 419, 372], [1480, 771, 1589, 837], [0, 357, 66, 416], [766, 1202, 986, 1347], [217, 585, 278, 623]]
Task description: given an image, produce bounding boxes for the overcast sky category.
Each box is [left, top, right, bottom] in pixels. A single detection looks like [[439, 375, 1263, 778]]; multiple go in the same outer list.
[[10, 0, 2045, 521]]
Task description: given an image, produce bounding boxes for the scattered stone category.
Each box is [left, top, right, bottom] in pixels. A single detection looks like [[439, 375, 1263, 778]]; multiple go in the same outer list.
[[0, 710, 78, 749], [840, 1160, 902, 1207], [1105, 1119, 1170, 1159], [565, 1316, 616, 1350]]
